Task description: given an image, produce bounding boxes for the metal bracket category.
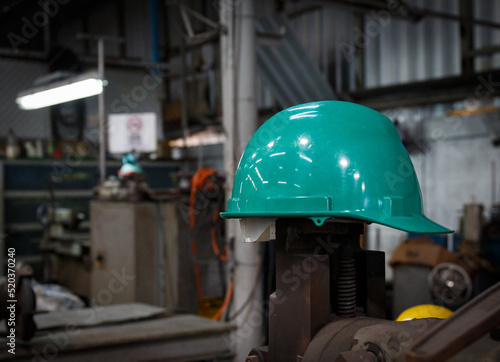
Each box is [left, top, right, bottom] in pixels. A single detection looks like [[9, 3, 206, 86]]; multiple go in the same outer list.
[[179, 3, 226, 47]]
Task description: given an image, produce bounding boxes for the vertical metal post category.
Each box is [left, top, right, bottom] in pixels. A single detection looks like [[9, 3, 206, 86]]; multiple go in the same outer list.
[[180, 41, 189, 148], [0, 161, 4, 276], [43, 1, 51, 58], [460, 0, 474, 76], [221, 1, 262, 360], [98, 38, 106, 184], [492, 160, 496, 204], [221, 0, 235, 243], [354, 12, 365, 91], [149, 0, 160, 64], [221, 0, 236, 241]]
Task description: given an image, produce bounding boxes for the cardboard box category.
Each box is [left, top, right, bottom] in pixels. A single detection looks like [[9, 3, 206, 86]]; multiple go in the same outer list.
[[389, 237, 455, 268]]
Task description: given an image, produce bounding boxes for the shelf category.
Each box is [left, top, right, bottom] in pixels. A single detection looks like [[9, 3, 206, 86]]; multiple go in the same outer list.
[[5, 189, 93, 198]]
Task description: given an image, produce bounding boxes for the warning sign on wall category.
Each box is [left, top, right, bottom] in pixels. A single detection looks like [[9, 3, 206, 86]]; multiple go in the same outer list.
[[108, 113, 157, 154]]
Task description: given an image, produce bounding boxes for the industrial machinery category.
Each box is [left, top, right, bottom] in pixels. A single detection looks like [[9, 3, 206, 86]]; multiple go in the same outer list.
[[94, 153, 149, 202], [427, 201, 500, 309], [221, 101, 500, 361], [36, 178, 91, 297]]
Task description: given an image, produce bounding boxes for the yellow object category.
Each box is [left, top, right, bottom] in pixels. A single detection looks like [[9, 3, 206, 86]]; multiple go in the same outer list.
[[198, 297, 223, 319], [396, 304, 453, 321]]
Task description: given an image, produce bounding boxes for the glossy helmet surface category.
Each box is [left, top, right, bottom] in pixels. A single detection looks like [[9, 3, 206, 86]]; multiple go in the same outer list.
[[221, 101, 451, 233]]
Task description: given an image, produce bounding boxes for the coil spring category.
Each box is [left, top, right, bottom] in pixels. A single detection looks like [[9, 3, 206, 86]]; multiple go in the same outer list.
[[337, 258, 356, 317]]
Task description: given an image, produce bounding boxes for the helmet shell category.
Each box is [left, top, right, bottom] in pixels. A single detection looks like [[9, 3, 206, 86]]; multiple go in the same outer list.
[[221, 101, 451, 234], [396, 304, 453, 321]]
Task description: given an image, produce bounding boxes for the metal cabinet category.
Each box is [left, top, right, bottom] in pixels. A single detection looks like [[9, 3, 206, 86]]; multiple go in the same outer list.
[[90, 201, 159, 306]]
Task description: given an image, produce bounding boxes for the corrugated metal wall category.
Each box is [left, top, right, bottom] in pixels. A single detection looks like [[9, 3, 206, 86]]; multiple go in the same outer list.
[[288, 0, 500, 90], [289, 3, 356, 91], [474, 0, 500, 71]]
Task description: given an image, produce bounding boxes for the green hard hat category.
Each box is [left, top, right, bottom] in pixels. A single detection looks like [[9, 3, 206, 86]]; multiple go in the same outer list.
[[221, 101, 452, 234]]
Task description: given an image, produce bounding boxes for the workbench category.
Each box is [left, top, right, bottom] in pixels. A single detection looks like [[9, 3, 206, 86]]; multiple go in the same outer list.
[[0, 303, 235, 361]]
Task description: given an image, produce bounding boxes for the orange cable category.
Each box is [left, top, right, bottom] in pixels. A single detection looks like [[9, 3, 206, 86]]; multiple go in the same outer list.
[[189, 168, 231, 318], [190, 168, 217, 228], [213, 280, 234, 321]]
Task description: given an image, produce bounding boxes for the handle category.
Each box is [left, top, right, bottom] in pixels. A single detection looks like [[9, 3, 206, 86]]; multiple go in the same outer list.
[[406, 282, 500, 362]]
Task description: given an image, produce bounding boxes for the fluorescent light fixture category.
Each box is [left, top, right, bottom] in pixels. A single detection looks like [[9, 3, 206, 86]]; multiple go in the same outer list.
[[169, 128, 226, 148], [16, 71, 104, 110]]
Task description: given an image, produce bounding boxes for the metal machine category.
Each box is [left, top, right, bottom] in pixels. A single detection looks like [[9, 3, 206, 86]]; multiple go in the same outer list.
[[221, 101, 500, 361]]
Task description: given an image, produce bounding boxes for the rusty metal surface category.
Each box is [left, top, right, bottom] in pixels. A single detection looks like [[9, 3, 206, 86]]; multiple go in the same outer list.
[[257, 219, 368, 361], [448, 334, 500, 362], [336, 349, 377, 362], [1, 333, 233, 362], [303, 317, 386, 362], [35, 303, 167, 331], [352, 319, 441, 362], [0, 313, 236, 361], [302, 316, 441, 362], [268, 219, 332, 361], [354, 250, 386, 319], [406, 281, 500, 362]]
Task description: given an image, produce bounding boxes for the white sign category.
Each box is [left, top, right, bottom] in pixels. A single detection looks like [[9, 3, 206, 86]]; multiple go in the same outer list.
[[108, 113, 157, 154]]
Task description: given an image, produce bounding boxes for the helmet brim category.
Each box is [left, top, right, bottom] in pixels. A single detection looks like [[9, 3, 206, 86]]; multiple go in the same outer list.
[[220, 211, 452, 234], [348, 210, 453, 234]]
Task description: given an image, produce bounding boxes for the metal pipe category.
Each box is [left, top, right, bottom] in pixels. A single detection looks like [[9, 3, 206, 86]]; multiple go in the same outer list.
[[98, 38, 106, 185], [180, 41, 189, 158], [221, 0, 236, 240], [221, 1, 262, 360], [150, 0, 160, 65], [236, 1, 257, 148], [43, 0, 51, 59], [459, 0, 474, 75], [0, 162, 4, 276], [492, 160, 496, 204]]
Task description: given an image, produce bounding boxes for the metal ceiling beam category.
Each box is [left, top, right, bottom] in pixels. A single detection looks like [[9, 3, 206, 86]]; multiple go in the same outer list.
[[325, 0, 500, 29], [350, 69, 500, 110]]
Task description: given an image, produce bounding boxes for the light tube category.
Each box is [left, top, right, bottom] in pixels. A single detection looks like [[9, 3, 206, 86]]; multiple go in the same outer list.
[[16, 72, 104, 110]]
